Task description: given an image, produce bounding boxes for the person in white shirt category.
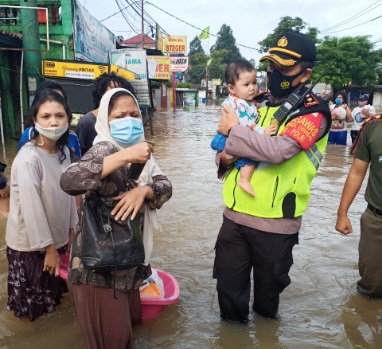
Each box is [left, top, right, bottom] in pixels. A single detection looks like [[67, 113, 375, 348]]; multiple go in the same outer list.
[[6, 89, 78, 321], [350, 94, 376, 144]]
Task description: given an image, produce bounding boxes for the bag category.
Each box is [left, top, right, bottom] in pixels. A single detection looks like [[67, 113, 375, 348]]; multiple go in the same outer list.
[[81, 194, 145, 271]]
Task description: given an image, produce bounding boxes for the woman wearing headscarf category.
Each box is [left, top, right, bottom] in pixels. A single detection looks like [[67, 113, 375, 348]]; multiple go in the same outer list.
[[60, 88, 172, 349]]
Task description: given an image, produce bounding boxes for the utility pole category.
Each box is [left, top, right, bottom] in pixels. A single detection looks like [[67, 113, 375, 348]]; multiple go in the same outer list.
[[205, 65, 208, 106], [19, 0, 41, 83], [141, 0, 144, 49]]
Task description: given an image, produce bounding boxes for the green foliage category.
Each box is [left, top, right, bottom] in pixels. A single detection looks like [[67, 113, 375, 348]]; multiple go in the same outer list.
[[208, 49, 229, 81], [248, 59, 257, 69], [256, 16, 382, 90], [376, 51, 382, 84], [210, 24, 242, 64], [176, 82, 193, 88], [188, 51, 208, 84], [187, 17, 382, 89], [314, 36, 380, 90], [189, 36, 204, 56], [257, 16, 319, 53]]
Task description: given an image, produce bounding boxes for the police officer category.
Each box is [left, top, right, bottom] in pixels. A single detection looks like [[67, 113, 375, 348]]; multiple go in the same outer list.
[[213, 31, 331, 322]]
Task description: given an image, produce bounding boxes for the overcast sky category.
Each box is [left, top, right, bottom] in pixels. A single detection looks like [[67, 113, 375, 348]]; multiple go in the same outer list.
[[80, 0, 382, 63]]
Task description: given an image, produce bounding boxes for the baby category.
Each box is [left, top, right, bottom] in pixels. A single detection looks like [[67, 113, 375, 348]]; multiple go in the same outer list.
[[211, 59, 276, 197]]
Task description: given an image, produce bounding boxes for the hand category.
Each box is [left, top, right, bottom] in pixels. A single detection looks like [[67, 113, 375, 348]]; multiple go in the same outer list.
[[265, 125, 277, 136], [123, 142, 153, 163], [335, 215, 353, 235], [361, 107, 370, 117], [0, 185, 10, 198], [111, 186, 151, 221], [44, 244, 61, 277], [218, 105, 239, 136]]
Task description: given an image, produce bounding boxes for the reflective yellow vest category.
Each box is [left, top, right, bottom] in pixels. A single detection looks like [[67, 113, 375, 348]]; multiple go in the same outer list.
[[223, 98, 330, 218]]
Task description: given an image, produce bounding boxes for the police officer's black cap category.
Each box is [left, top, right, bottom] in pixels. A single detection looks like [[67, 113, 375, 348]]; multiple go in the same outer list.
[[260, 31, 316, 68]]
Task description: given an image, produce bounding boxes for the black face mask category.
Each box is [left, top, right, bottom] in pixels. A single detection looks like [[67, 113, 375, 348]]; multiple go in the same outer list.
[[268, 68, 306, 97]]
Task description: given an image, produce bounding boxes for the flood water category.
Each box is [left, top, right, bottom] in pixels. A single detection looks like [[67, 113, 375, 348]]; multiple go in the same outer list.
[[1, 102, 382, 349]]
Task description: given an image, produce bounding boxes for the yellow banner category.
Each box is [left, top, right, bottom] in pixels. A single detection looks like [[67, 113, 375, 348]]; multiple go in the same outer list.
[[42, 60, 108, 80], [163, 36, 187, 54], [109, 64, 138, 80], [147, 56, 171, 80]]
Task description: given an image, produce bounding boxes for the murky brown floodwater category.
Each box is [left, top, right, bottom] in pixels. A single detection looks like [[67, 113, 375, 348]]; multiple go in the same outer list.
[[1, 102, 381, 349]]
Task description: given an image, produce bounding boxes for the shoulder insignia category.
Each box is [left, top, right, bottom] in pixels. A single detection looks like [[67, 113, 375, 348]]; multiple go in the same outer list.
[[304, 93, 319, 108]]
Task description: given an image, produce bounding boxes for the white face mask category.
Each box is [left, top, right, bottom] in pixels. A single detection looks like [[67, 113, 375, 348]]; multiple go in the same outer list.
[[35, 122, 69, 141]]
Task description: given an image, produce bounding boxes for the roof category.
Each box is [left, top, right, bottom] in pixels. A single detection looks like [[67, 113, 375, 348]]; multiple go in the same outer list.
[[120, 33, 155, 45]]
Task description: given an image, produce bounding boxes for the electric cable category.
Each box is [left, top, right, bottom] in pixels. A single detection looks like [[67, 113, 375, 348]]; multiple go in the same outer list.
[[124, 0, 169, 38], [320, 0, 382, 33], [114, 0, 141, 35], [144, 1, 259, 51], [322, 15, 382, 35]]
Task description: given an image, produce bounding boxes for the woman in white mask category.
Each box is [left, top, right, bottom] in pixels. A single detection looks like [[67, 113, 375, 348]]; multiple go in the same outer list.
[[6, 89, 78, 321], [60, 88, 172, 349]]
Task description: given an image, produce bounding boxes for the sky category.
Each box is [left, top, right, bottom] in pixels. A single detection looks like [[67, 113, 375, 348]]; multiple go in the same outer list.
[[79, 0, 382, 64]]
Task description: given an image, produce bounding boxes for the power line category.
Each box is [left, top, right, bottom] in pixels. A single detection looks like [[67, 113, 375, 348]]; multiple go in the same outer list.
[[114, 0, 141, 35], [319, 0, 382, 33], [125, 0, 170, 37], [322, 15, 382, 35], [145, 1, 260, 51], [124, 0, 156, 29], [100, 3, 136, 22]]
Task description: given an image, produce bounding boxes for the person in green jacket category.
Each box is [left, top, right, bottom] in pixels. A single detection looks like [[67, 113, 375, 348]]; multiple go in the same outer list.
[[213, 31, 331, 322]]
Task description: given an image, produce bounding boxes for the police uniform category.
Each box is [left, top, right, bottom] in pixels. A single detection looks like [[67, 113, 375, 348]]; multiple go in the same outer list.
[[213, 31, 331, 321]]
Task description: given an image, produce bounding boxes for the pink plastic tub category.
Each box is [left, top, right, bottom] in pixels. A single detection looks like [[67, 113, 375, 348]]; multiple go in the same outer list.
[[141, 269, 180, 320], [59, 258, 179, 320], [59, 253, 70, 280]]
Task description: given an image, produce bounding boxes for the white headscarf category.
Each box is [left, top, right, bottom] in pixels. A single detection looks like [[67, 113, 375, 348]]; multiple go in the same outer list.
[[93, 87, 142, 149], [92, 87, 160, 265]]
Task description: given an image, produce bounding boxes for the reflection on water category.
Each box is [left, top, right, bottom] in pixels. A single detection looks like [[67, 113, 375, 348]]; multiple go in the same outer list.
[[1, 104, 382, 349]]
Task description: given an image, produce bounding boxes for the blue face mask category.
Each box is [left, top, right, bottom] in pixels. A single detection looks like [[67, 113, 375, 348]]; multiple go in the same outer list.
[[109, 117, 144, 147], [335, 98, 342, 105]]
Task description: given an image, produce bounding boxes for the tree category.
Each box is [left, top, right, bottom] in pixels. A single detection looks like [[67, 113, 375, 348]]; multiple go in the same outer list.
[[314, 36, 381, 90], [376, 56, 382, 85], [256, 16, 382, 91], [210, 24, 241, 64], [257, 16, 319, 53], [257, 16, 319, 72], [248, 59, 257, 69], [188, 51, 208, 84], [189, 36, 204, 56], [208, 49, 229, 81], [188, 36, 208, 84]]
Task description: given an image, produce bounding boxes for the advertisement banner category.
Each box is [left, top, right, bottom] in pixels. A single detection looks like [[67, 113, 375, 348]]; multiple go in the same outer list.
[[73, 0, 116, 63], [212, 79, 222, 86], [147, 56, 171, 80], [109, 49, 150, 107], [42, 60, 108, 79], [170, 56, 188, 72], [163, 36, 187, 54], [109, 64, 138, 80]]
